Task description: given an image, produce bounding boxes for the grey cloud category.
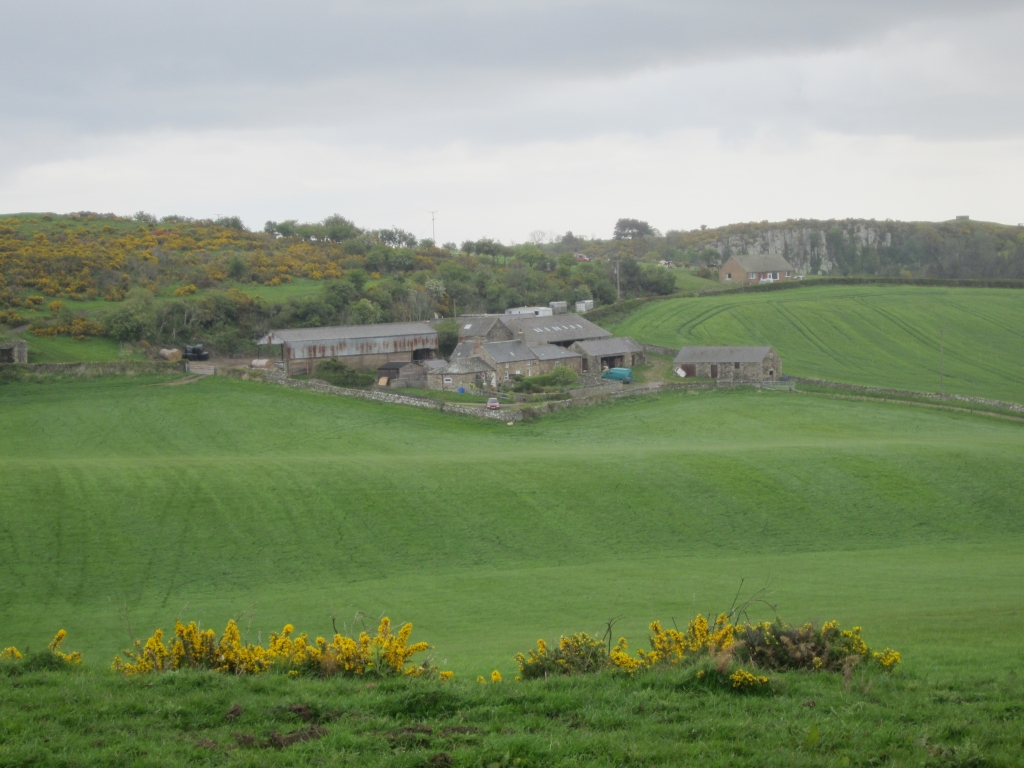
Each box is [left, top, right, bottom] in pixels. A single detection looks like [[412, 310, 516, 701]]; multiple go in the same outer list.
[[0, 1, 1020, 145]]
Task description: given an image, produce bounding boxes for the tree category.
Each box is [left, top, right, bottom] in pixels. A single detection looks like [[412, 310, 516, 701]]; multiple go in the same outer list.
[[613, 218, 659, 240]]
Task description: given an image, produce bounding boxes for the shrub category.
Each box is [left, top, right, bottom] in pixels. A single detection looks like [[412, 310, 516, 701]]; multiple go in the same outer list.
[[1, 630, 82, 675], [515, 633, 610, 679], [113, 616, 449, 680], [548, 365, 579, 386], [515, 614, 900, 687], [315, 359, 376, 388]]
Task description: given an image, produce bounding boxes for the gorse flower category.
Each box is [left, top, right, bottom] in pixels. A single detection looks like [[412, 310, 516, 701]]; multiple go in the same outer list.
[[112, 617, 449, 680]]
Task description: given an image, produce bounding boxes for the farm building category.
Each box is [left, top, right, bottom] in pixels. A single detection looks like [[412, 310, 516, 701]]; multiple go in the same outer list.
[[259, 321, 438, 375], [456, 316, 514, 343], [427, 357, 495, 391], [673, 346, 782, 382], [499, 313, 611, 347], [0, 339, 28, 364], [473, 340, 540, 382], [376, 361, 427, 388], [719, 254, 795, 285], [452, 338, 581, 381], [527, 343, 583, 375], [570, 337, 644, 373]]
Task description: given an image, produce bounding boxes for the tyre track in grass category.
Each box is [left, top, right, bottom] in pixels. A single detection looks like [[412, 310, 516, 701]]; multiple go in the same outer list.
[[769, 300, 845, 366], [868, 301, 1010, 386]]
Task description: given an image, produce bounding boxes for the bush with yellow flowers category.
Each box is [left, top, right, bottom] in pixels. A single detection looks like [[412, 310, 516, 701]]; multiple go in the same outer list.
[[514, 632, 610, 680], [515, 614, 900, 690], [112, 616, 451, 680], [0, 630, 82, 673]]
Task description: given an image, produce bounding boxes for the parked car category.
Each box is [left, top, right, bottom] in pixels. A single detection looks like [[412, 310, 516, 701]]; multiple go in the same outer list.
[[601, 367, 633, 383], [182, 344, 210, 361], [486, 397, 501, 410]]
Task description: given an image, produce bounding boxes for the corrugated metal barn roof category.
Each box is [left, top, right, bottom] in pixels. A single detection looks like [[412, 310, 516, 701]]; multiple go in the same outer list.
[[500, 313, 611, 344], [259, 322, 437, 345]]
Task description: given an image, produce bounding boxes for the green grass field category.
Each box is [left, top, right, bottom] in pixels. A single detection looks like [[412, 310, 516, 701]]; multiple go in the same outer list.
[[672, 270, 727, 293], [611, 285, 1024, 403], [1, 376, 1022, 681]]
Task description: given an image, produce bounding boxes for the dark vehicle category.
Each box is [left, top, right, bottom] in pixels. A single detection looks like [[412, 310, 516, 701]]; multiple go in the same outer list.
[[486, 397, 501, 410], [182, 344, 210, 361]]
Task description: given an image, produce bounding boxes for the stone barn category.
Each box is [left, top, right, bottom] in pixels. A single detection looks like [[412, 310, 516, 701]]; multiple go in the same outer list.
[[0, 340, 28, 364], [259, 322, 438, 375], [673, 346, 782, 382], [376, 360, 427, 389], [570, 337, 644, 373]]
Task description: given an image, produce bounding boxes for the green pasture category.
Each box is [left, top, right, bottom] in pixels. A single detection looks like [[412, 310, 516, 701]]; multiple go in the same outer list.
[[1, 377, 1022, 680], [611, 285, 1024, 403], [5, 331, 142, 363], [672, 269, 727, 292]]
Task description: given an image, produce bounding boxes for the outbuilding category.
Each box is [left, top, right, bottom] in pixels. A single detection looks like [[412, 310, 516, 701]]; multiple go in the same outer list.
[[570, 337, 644, 373], [427, 357, 495, 391], [673, 346, 782, 382], [259, 321, 438, 375], [499, 313, 611, 347], [0, 339, 28, 364], [376, 360, 427, 388]]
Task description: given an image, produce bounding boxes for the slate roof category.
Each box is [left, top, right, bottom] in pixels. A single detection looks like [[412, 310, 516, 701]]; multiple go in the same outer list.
[[451, 341, 477, 360], [377, 360, 420, 370], [421, 359, 447, 370], [727, 254, 794, 272], [574, 337, 643, 357], [528, 343, 582, 361], [673, 346, 774, 364], [456, 315, 506, 339], [480, 340, 538, 363], [259, 321, 436, 345], [431, 357, 494, 375], [499, 313, 611, 344]]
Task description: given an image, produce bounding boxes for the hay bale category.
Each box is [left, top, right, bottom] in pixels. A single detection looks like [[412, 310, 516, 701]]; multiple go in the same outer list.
[[159, 348, 182, 361], [250, 359, 274, 369]]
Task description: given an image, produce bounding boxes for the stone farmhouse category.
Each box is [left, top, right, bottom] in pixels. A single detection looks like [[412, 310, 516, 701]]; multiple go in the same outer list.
[[719, 254, 795, 285], [673, 346, 782, 382]]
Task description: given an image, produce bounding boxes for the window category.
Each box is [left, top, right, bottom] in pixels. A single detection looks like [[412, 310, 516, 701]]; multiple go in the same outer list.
[[785, 271, 791, 277], [443, 377, 453, 384], [504, 372, 509, 381], [734, 362, 740, 369], [726, 272, 732, 280], [772, 272, 779, 280], [748, 272, 756, 279]]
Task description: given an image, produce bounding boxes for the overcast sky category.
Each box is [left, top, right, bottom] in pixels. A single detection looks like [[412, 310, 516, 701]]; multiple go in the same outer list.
[[1, 1, 1021, 242]]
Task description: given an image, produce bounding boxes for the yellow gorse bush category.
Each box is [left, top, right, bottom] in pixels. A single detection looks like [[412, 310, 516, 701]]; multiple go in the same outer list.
[[113, 617, 449, 679], [1, 630, 81, 665], [516, 614, 900, 686]]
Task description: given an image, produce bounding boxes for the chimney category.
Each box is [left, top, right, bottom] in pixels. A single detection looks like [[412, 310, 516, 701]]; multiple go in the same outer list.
[[518, 328, 525, 340], [472, 337, 483, 354]]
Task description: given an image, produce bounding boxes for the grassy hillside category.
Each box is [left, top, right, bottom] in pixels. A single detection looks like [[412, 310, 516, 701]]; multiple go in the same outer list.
[[1, 376, 1022, 678], [611, 284, 1024, 403]]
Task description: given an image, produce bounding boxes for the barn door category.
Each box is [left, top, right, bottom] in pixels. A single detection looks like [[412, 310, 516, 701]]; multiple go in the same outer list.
[[710, 364, 718, 379]]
